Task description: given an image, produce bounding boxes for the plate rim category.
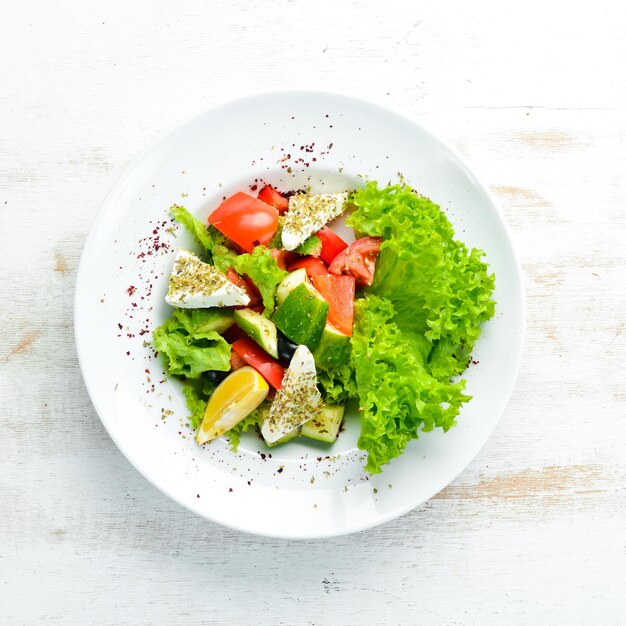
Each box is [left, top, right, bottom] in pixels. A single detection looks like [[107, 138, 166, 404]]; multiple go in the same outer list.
[[74, 90, 526, 539]]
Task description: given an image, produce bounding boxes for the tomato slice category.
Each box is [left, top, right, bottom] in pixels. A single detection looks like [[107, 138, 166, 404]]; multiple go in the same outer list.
[[225, 267, 261, 308], [287, 256, 328, 278], [257, 185, 289, 213], [209, 192, 279, 252], [328, 237, 382, 286], [270, 248, 297, 270], [311, 274, 355, 336], [229, 349, 248, 371], [316, 226, 348, 264], [231, 338, 285, 389]]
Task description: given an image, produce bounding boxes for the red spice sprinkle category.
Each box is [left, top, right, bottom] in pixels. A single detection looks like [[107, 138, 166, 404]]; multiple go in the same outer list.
[[196, 494, 200, 498], [127, 285, 136, 296], [228, 488, 233, 493], [144, 369, 150, 374], [126, 351, 130, 356], [117, 323, 123, 330]]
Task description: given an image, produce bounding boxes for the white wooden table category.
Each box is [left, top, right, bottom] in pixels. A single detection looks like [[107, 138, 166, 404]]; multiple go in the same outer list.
[[2, 2, 625, 624]]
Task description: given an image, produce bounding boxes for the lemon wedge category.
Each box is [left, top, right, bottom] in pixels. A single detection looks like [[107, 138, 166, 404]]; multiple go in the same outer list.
[[195, 366, 269, 444]]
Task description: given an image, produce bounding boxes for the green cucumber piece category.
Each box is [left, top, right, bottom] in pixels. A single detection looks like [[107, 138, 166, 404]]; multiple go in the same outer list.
[[294, 235, 322, 256], [313, 324, 351, 370], [233, 308, 278, 358], [301, 404, 345, 443], [187, 308, 235, 334], [264, 424, 301, 447], [272, 282, 328, 350], [258, 405, 301, 447], [276, 268, 308, 306]]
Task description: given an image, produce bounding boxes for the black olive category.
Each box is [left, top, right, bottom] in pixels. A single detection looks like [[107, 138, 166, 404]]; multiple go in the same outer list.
[[277, 330, 298, 364], [203, 369, 229, 384]]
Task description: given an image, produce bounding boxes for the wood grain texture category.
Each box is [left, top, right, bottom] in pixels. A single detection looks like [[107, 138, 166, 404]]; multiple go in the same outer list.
[[1, 1, 625, 624]]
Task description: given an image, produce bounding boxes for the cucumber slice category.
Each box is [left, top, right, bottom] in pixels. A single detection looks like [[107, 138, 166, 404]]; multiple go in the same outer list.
[[234, 308, 279, 359], [294, 235, 322, 256], [272, 283, 329, 350], [256, 404, 301, 447], [276, 268, 308, 306], [262, 422, 301, 447], [187, 308, 235, 334], [301, 404, 345, 443], [313, 324, 351, 370]]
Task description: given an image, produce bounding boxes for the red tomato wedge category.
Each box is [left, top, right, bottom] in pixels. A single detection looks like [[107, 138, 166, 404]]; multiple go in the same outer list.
[[287, 256, 328, 277], [270, 248, 297, 270], [209, 192, 279, 252], [328, 237, 382, 286], [229, 349, 248, 371], [231, 338, 285, 389], [225, 267, 261, 308], [316, 226, 348, 264], [257, 185, 289, 213], [311, 274, 355, 336]]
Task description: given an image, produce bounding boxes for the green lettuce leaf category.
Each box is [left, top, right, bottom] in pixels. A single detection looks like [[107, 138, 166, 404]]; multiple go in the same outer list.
[[182, 378, 216, 429], [352, 295, 470, 474], [346, 182, 496, 473], [348, 182, 496, 380], [267, 216, 284, 249], [153, 309, 231, 379], [232, 246, 287, 316], [211, 237, 238, 272], [227, 402, 266, 451], [170, 204, 238, 270], [317, 363, 358, 404], [170, 204, 215, 253]]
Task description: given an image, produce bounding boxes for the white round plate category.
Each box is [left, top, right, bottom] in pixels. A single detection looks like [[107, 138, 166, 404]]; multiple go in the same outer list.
[[75, 92, 525, 539]]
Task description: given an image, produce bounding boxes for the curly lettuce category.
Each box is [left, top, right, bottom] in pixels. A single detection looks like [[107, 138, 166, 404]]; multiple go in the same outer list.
[[232, 246, 287, 317], [352, 295, 470, 473], [347, 182, 496, 473], [348, 182, 496, 380], [153, 309, 231, 379], [317, 363, 358, 404]]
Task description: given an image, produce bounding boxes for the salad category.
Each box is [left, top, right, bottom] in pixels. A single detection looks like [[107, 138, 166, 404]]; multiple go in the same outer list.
[[154, 182, 496, 473]]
